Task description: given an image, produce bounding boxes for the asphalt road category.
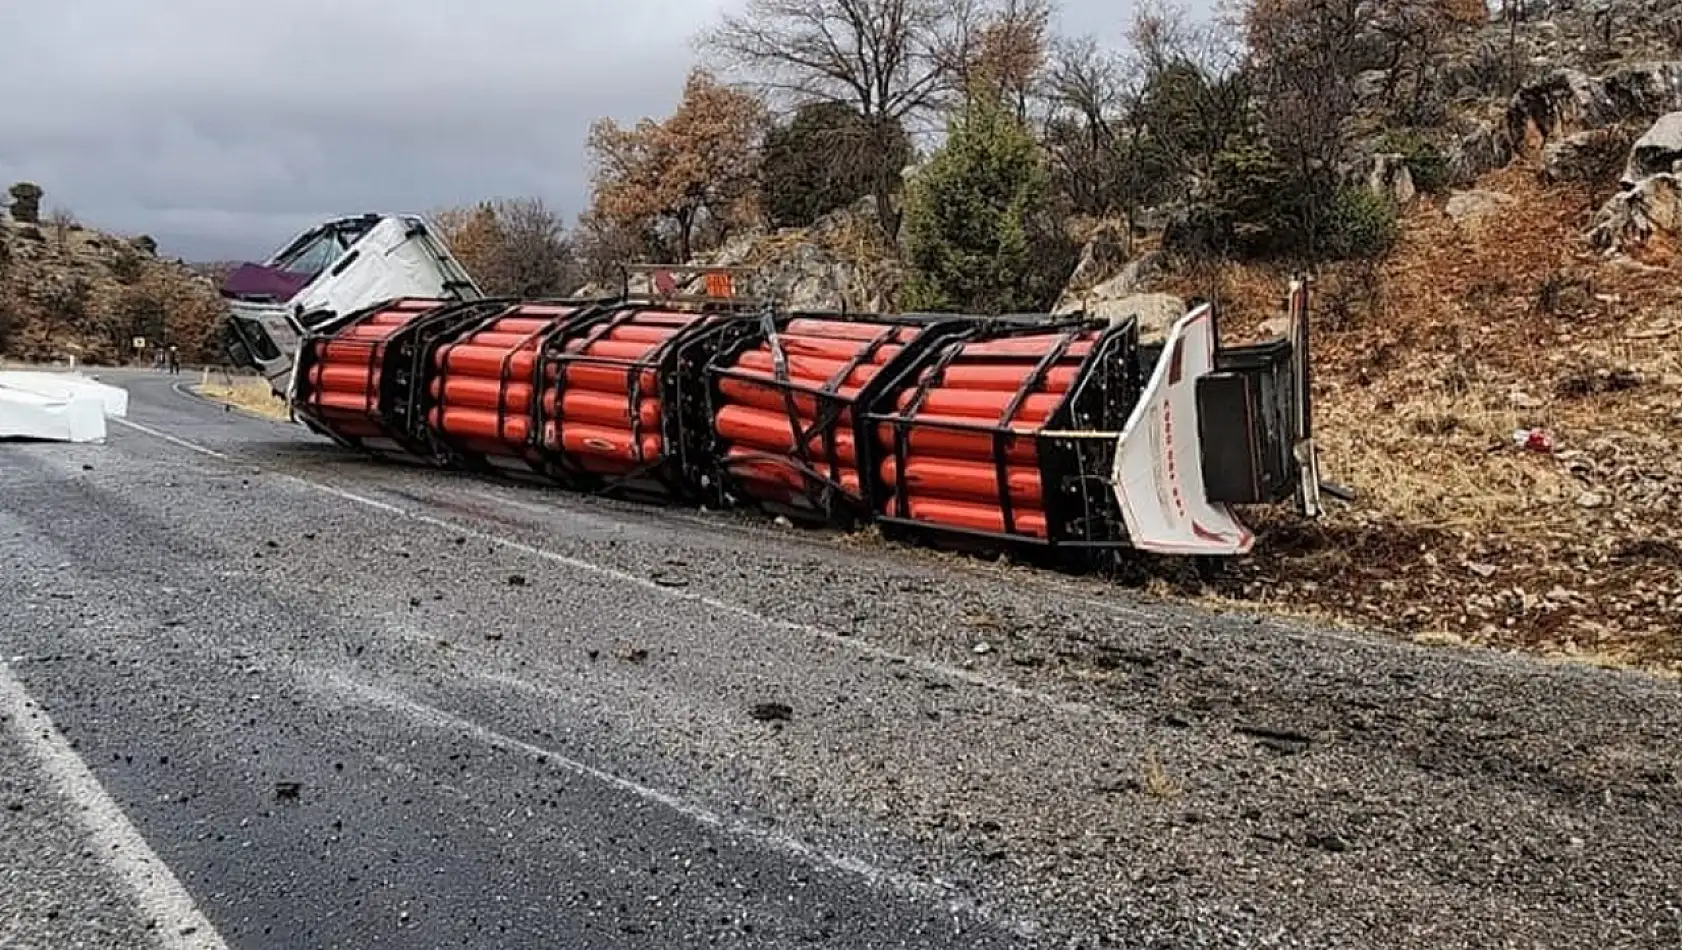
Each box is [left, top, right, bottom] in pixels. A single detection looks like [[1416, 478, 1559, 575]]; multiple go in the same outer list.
[[2, 369, 1679, 950]]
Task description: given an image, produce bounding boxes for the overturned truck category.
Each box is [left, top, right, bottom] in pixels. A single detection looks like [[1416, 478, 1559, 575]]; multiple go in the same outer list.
[[221, 231, 1320, 560]]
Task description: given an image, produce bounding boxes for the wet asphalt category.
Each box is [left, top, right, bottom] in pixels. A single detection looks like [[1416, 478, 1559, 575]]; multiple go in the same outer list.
[[1, 369, 1679, 950]]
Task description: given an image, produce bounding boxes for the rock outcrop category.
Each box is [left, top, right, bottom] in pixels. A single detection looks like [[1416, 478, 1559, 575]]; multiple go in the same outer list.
[[1591, 170, 1682, 250], [1620, 109, 1682, 183], [1057, 217, 1133, 306], [1365, 153, 1419, 206], [1444, 188, 1520, 227], [1507, 62, 1682, 154], [1586, 110, 1682, 250]]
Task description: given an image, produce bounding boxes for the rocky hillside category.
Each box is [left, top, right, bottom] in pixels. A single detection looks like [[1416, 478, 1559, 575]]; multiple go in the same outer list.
[[656, 0, 1682, 673], [0, 185, 225, 365]]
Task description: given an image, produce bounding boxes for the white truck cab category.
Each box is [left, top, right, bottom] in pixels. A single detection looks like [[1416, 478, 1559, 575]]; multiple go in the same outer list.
[[220, 213, 482, 400]]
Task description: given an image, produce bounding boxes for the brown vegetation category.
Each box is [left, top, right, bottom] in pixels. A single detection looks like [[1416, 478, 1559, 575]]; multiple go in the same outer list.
[[1166, 163, 1682, 671], [1, 184, 223, 365]]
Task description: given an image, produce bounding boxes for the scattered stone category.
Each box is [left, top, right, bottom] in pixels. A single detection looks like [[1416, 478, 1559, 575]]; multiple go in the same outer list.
[[748, 702, 793, 722], [1444, 189, 1519, 227]]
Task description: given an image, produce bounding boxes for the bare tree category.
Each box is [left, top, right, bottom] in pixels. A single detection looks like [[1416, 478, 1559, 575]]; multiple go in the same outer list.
[[1039, 36, 1137, 218], [492, 198, 581, 297], [1043, 34, 1125, 142], [46, 206, 78, 252], [1126, 4, 1250, 186], [697, 0, 995, 236]]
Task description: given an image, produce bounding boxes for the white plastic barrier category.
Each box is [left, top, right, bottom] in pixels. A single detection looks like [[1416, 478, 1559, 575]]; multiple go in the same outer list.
[[0, 371, 130, 443]]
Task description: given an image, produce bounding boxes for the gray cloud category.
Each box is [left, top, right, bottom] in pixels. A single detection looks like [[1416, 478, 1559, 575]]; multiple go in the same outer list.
[[0, 0, 1176, 262]]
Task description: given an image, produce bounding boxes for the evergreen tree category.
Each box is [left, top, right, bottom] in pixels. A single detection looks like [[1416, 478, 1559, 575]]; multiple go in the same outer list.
[[901, 92, 1068, 314]]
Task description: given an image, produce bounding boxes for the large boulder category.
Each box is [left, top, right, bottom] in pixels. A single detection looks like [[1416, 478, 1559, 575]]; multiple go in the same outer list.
[[1080, 292, 1186, 341], [1053, 247, 1183, 341], [1053, 250, 1165, 319], [1621, 110, 1682, 185], [1541, 126, 1640, 182], [1056, 217, 1132, 307], [6, 182, 42, 225], [1589, 172, 1682, 251], [1444, 188, 1519, 227]]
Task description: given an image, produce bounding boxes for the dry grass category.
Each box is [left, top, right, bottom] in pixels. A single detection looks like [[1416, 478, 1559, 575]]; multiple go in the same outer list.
[[1159, 161, 1682, 673], [196, 373, 291, 421], [1139, 751, 1184, 800]]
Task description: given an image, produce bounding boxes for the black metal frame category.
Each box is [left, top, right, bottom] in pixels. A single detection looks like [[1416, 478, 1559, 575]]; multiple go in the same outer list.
[[291, 296, 475, 463], [699, 309, 972, 527], [533, 298, 762, 505], [417, 297, 610, 481], [862, 314, 1143, 562], [1191, 278, 1316, 507]]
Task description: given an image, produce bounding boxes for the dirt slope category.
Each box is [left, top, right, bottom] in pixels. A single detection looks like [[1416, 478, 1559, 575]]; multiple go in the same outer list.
[[1166, 162, 1682, 672], [0, 212, 224, 365]]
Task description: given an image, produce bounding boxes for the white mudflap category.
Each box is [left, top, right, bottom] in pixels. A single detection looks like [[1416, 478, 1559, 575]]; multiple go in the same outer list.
[[0, 371, 130, 443], [1110, 306, 1256, 556]]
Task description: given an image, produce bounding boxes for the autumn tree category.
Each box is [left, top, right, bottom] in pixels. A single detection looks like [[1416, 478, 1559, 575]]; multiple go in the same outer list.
[[432, 198, 580, 296], [966, 0, 1051, 120], [431, 203, 503, 280], [698, 0, 995, 237], [586, 69, 768, 263]]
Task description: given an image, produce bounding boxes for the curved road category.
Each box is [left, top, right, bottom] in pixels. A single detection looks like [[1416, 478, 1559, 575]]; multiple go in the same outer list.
[[1, 369, 1679, 949]]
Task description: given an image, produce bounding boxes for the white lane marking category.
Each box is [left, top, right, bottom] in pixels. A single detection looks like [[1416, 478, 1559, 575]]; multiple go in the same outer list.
[[0, 662, 230, 950], [111, 417, 230, 460], [303, 668, 1040, 938]]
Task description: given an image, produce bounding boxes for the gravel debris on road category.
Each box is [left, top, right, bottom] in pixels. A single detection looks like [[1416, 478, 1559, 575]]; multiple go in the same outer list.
[[1, 370, 1679, 949]]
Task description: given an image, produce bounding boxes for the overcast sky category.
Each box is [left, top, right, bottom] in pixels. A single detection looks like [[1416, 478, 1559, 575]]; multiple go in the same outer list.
[[0, 0, 1159, 263]]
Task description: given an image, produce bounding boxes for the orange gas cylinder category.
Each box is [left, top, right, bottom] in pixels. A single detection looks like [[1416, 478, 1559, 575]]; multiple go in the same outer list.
[[879, 456, 1043, 507], [558, 390, 663, 430], [436, 345, 542, 378], [312, 390, 378, 413], [554, 423, 663, 465], [896, 388, 1063, 425], [561, 363, 660, 394], [782, 319, 919, 342], [933, 362, 1079, 392], [952, 335, 1095, 359], [884, 495, 1048, 537], [434, 406, 532, 443], [310, 363, 380, 393], [453, 331, 543, 350], [479, 316, 558, 335], [717, 377, 862, 418], [714, 405, 859, 465], [605, 323, 682, 345], [431, 377, 543, 414], [732, 349, 862, 382], [574, 339, 656, 362]]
